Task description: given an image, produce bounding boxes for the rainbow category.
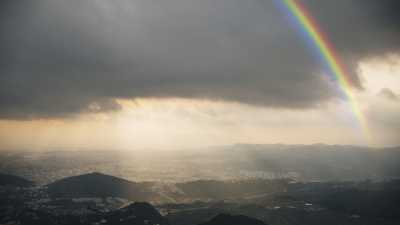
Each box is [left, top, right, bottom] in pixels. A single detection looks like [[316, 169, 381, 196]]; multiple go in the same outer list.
[[277, 0, 370, 143]]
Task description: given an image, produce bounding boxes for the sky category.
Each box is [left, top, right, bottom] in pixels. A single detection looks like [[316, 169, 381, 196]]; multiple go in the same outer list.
[[0, 0, 399, 150]]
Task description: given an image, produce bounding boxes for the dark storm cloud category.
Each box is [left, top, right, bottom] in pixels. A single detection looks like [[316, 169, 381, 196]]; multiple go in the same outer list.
[[0, 0, 399, 119]]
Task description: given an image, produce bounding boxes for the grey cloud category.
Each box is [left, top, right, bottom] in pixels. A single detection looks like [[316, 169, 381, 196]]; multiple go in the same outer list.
[[379, 88, 399, 101], [0, 0, 399, 119]]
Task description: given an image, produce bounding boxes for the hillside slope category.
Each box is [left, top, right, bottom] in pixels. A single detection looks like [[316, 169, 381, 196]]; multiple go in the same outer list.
[[46, 172, 160, 201], [0, 173, 34, 187]]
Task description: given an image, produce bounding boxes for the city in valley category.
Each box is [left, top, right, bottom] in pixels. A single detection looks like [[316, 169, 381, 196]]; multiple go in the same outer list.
[[1, 145, 400, 225]]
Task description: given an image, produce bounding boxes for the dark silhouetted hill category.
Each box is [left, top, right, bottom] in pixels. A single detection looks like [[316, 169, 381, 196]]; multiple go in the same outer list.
[[198, 214, 267, 225], [0, 173, 34, 187], [46, 172, 160, 201], [103, 202, 169, 225]]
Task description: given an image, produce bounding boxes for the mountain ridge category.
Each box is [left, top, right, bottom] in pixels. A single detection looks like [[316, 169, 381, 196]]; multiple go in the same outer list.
[[46, 172, 161, 202]]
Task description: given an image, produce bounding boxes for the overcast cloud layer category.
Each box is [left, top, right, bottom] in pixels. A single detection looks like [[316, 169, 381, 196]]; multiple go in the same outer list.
[[1, 0, 399, 119]]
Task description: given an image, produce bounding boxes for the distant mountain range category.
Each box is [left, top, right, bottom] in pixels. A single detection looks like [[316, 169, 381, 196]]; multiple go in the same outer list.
[[0, 173, 34, 187], [223, 144, 400, 181]]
